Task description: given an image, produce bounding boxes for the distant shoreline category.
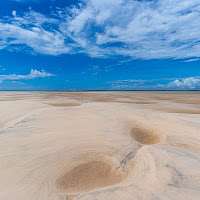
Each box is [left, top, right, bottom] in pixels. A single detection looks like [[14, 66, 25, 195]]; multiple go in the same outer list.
[[0, 90, 199, 92]]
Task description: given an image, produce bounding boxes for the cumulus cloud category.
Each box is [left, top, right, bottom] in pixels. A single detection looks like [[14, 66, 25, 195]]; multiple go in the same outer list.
[[0, 69, 54, 83], [1, 0, 200, 59], [167, 77, 200, 89], [12, 10, 17, 17]]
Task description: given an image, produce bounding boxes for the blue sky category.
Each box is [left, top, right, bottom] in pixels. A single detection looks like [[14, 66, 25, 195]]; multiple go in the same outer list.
[[0, 0, 200, 90]]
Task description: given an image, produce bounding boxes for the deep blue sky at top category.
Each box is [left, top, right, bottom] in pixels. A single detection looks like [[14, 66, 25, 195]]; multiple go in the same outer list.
[[0, 0, 200, 90]]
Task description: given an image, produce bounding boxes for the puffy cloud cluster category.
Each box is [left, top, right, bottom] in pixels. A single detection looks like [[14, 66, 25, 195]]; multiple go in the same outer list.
[[0, 69, 54, 83], [167, 77, 200, 89]]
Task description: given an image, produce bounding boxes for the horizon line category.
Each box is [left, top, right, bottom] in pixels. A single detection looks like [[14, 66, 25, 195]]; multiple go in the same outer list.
[[0, 90, 200, 92]]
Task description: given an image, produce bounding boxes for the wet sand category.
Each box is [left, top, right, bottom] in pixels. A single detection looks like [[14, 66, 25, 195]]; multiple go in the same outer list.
[[0, 91, 200, 200]]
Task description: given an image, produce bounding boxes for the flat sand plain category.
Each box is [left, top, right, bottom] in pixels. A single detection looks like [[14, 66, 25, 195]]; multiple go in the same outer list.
[[0, 91, 200, 200]]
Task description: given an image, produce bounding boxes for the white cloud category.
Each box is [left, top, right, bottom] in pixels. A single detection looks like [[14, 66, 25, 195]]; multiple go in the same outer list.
[[85, 65, 101, 75], [0, 11, 71, 55], [183, 58, 200, 63], [14, 0, 41, 3], [111, 79, 146, 84], [1, 0, 200, 59], [110, 79, 146, 90], [109, 77, 200, 90], [12, 10, 17, 17], [0, 65, 6, 71], [0, 69, 54, 83], [59, 0, 200, 59], [167, 77, 200, 89]]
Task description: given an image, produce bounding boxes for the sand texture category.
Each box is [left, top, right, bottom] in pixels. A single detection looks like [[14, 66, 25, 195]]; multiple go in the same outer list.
[[0, 91, 200, 200]]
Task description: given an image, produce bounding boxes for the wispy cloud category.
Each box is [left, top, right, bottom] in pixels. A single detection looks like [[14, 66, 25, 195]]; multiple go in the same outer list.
[[14, 0, 41, 3], [0, 69, 54, 83], [110, 79, 146, 90], [111, 79, 147, 84], [0, 11, 71, 55], [182, 58, 200, 63], [83, 65, 103, 76], [109, 77, 200, 90], [1, 0, 200, 59]]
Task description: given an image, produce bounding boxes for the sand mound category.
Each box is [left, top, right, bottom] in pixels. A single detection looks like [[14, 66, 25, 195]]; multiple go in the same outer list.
[[55, 161, 123, 195], [130, 127, 160, 145]]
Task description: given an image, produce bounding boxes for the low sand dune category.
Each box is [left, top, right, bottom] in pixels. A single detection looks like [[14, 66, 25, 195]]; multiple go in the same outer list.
[[0, 91, 200, 200]]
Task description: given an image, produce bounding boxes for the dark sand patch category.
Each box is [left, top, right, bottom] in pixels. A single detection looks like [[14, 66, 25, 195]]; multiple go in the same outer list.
[[0, 97, 25, 101], [174, 99, 200, 105], [114, 100, 157, 104], [158, 108, 200, 114], [55, 161, 123, 195], [49, 103, 81, 107], [130, 101, 157, 104], [41, 92, 117, 103], [130, 127, 160, 145]]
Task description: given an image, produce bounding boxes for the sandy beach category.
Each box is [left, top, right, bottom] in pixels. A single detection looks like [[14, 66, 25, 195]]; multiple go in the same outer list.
[[0, 91, 200, 200]]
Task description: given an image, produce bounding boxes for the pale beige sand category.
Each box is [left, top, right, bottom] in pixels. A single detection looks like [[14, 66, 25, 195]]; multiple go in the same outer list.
[[0, 91, 200, 200]]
